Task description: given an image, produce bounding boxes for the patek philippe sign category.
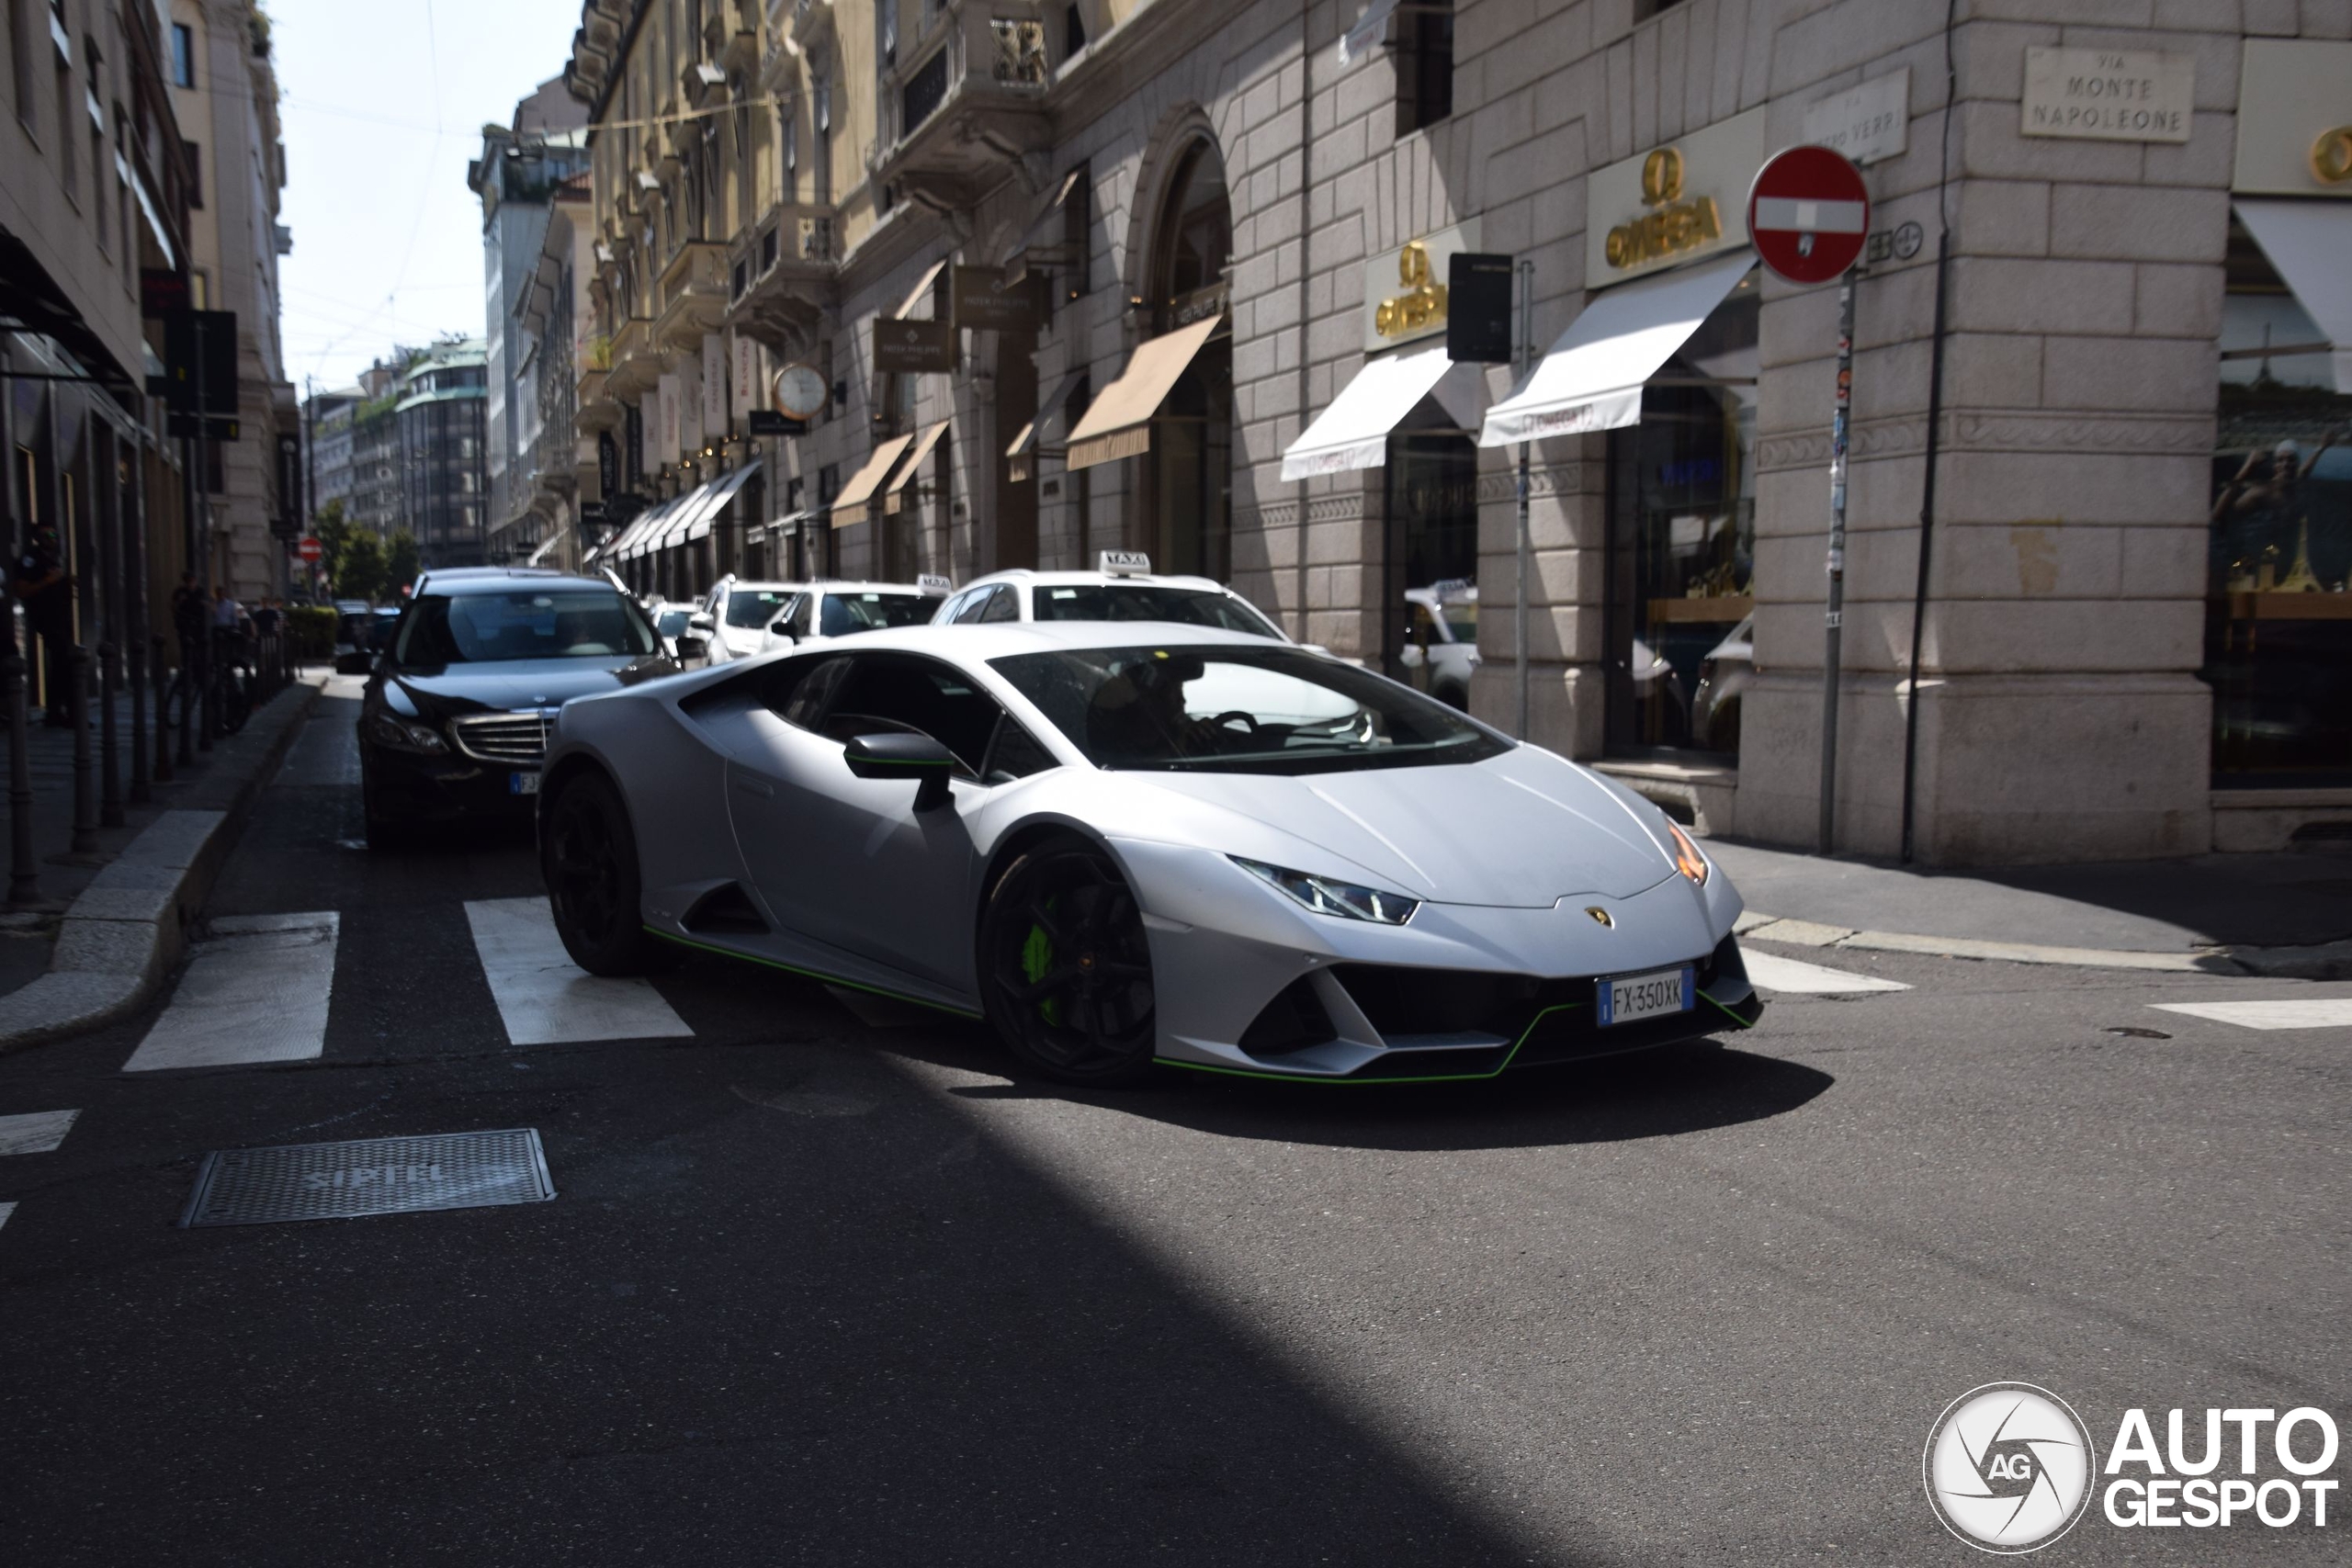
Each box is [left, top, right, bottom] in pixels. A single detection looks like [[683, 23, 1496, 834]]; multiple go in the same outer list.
[[1803, 69, 1909, 165], [2233, 39, 2352, 196], [1586, 107, 1766, 286], [1360, 219, 1480, 354], [874, 317, 955, 374], [952, 265, 1043, 333], [2022, 48, 2193, 143]]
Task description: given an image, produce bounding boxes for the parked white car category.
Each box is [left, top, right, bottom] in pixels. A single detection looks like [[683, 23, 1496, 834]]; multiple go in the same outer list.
[[932, 553, 1288, 640], [704, 580, 805, 662], [760, 581, 946, 651]]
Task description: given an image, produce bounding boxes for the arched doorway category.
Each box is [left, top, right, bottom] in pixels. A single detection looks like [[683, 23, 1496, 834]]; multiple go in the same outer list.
[[1145, 137, 1232, 579]]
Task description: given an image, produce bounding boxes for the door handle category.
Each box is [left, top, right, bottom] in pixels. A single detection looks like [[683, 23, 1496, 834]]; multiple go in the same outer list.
[[734, 776, 775, 799]]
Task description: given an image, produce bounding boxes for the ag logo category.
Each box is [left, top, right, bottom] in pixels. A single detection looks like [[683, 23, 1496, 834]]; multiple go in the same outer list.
[[1924, 1383, 2096, 1553]]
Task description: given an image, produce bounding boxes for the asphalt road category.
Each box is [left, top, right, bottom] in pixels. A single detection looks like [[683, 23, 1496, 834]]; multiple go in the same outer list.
[[0, 677, 2344, 1565]]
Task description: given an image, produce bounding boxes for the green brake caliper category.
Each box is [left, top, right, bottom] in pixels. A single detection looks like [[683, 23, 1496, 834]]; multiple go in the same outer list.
[[1022, 898, 1059, 1026]]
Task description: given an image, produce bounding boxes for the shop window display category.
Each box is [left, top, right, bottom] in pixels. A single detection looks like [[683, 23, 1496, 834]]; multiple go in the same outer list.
[[1604, 275, 1758, 759], [2206, 218, 2352, 784]]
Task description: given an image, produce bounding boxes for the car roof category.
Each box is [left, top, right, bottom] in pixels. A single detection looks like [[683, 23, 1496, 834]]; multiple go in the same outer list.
[[957, 568, 1237, 593], [809, 581, 932, 595], [718, 580, 799, 593], [786, 620, 1298, 660], [423, 574, 625, 597]]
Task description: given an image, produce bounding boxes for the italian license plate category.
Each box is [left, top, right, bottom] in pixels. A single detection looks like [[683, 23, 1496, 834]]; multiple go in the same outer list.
[[1597, 964, 1694, 1027], [509, 772, 540, 795]]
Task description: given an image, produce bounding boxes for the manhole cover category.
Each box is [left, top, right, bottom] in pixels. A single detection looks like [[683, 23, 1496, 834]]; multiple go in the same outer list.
[[179, 1129, 556, 1227]]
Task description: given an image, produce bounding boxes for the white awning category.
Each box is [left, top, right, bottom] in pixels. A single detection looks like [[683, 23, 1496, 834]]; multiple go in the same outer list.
[[619, 492, 689, 558], [650, 483, 718, 552], [1281, 346, 1483, 480], [1339, 0, 1400, 64], [602, 499, 670, 561], [1479, 250, 1756, 447], [526, 532, 563, 567], [681, 460, 762, 543], [2236, 199, 2352, 393]]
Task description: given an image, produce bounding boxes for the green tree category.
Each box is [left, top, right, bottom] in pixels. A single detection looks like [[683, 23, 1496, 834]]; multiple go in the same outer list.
[[385, 530, 421, 596], [313, 501, 354, 590], [338, 531, 386, 603]]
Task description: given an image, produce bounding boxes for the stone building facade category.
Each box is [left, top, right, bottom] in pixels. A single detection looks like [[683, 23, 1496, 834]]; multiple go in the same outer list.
[[563, 0, 2352, 865]]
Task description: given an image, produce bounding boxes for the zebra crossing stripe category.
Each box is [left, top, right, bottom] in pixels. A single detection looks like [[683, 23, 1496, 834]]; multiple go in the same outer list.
[[123, 912, 340, 1073], [0, 1108, 81, 1156], [1743, 949, 1911, 996], [2149, 998, 2352, 1031], [463, 897, 693, 1046]]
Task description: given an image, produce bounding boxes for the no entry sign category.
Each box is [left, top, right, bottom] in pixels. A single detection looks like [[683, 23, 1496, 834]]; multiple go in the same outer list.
[[1747, 145, 1870, 286], [297, 536, 322, 563]]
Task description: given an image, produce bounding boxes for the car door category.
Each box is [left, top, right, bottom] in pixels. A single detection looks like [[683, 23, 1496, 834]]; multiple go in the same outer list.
[[724, 650, 1003, 989]]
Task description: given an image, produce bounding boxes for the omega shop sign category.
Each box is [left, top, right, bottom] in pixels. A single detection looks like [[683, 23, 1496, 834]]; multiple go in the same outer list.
[[1360, 220, 1480, 354], [1585, 107, 1767, 286]]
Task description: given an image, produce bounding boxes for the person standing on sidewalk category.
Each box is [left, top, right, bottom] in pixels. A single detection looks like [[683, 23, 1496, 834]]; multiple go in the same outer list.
[[12, 525, 76, 728]]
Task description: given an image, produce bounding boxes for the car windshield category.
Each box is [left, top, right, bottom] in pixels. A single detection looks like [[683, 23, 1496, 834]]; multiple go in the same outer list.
[[820, 592, 934, 637], [1031, 583, 1282, 638], [990, 645, 1510, 774], [393, 590, 659, 665], [725, 590, 795, 628]]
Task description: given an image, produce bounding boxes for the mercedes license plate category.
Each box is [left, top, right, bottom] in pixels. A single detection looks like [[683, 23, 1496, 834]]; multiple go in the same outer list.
[[1597, 964, 1694, 1027], [509, 772, 540, 796]]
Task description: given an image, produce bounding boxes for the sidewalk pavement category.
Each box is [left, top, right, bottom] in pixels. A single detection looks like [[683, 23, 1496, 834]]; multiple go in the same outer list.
[[1709, 839, 2352, 978], [0, 671, 326, 1048]]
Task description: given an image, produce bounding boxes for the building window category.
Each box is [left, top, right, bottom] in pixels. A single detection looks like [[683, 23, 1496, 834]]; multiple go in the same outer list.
[[169, 22, 193, 88], [1065, 4, 1086, 58], [1634, 0, 1691, 18], [184, 139, 200, 206], [2205, 214, 2352, 784], [1396, 0, 1453, 136], [901, 50, 947, 136], [759, 225, 776, 273]]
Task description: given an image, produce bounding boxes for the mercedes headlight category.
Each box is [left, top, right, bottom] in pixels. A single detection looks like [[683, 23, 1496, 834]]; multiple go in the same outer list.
[[1667, 821, 1709, 886], [1230, 856, 1418, 925], [366, 715, 447, 753]]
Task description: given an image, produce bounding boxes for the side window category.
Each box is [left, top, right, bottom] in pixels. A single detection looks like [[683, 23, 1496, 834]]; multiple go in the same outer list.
[[978, 585, 1021, 623], [776, 654, 852, 728], [980, 716, 1060, 784], [820, 654, 1003, 774], [950, 586, 997, 625]]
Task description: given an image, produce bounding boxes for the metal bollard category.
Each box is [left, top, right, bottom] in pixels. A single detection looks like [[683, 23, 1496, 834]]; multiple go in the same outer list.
[[175, 636, 195, 769], [99, 637, 122, 827], [153, 637, 175, 783], [128, 632, 150, 804], [70, 645, 97, 853], [197, 634, 214, 753], [5, 634, 39, 905]]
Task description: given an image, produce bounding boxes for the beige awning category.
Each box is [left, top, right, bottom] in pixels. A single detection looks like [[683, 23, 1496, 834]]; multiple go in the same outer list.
[[1065, 315, 1222, 471], [831, 434, 916, 526], [884, 421, 951, 514], [897, 259, 947, 321]]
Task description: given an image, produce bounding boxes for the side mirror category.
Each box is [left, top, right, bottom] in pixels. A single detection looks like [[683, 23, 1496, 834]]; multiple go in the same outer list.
[[689, 613, 715, 633], [673, 635, 707, 660], [842, 731, 956, 811]]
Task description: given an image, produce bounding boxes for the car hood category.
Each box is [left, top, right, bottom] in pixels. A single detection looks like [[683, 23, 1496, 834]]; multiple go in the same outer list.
[[384, 656, 672, 715], [1118, 745, 1677, 906]]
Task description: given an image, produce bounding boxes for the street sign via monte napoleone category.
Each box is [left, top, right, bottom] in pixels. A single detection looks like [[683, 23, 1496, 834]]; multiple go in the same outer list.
[[1747, 145, 1870, 287], [297, 536, 322, 563]]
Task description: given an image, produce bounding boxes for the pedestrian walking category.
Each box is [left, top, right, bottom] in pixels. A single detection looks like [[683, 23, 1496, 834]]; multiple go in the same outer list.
[[12, 524, 76, 728]]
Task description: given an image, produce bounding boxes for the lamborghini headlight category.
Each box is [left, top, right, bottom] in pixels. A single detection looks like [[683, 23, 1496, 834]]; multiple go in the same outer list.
[[1230, 856, 1418, 926], [366, 715, 447, 753], [1667, 820, 1710, 886]]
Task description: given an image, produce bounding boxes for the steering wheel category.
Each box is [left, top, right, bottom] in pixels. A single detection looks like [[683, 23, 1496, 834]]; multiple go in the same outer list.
[[1205, 710, 1261, 735]]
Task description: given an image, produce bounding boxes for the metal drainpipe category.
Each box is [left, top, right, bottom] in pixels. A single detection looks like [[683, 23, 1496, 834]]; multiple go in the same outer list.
[[1294, 0, 1314, 643]]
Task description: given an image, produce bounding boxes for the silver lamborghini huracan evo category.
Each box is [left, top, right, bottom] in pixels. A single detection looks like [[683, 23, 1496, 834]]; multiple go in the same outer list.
[[536, 622, 1763, 1085]]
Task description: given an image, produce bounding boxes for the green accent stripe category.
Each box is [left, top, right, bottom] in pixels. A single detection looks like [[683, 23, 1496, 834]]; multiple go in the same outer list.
[[646, 927, 985, 1019]]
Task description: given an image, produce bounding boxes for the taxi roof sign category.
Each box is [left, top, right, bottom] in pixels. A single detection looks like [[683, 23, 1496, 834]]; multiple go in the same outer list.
[[1099, 550, 1151, 577], [916, 573, 954, 595]]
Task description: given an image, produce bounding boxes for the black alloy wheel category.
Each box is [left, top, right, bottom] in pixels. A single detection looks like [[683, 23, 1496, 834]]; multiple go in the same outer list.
[[979, 836, 1158, 1086], [542, 771, 677, 976]]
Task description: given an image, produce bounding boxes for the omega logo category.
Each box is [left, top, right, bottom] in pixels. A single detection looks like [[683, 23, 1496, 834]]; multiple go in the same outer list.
[[1374, 241, 1448, 339], [1606, 143, 1724, 270], [2312, 124, 2352, 184]]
